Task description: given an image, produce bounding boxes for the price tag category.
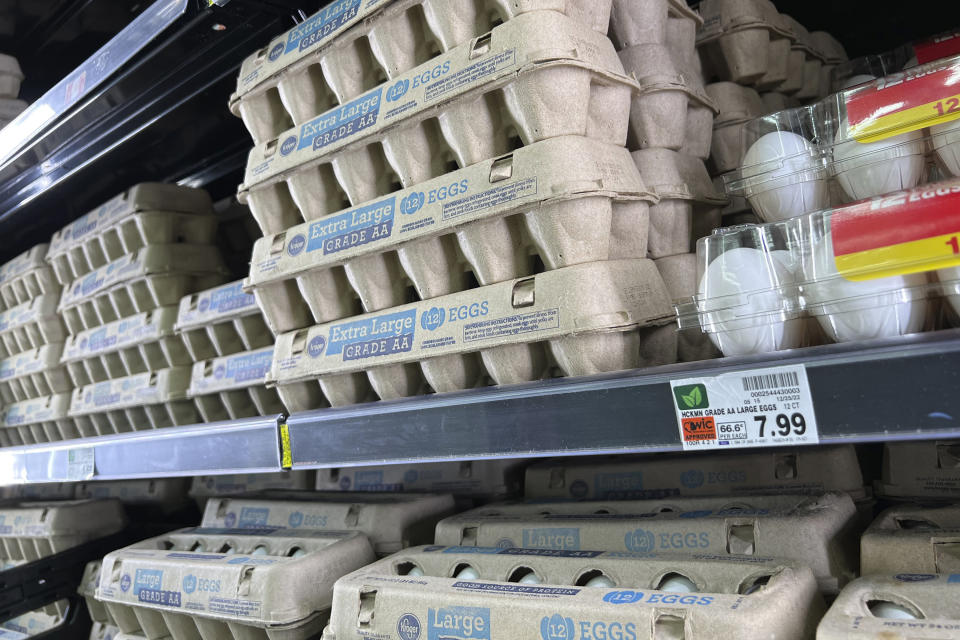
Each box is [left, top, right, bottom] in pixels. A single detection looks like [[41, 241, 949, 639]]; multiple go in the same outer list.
[[670, 365, 819, 451], [66, 447, 95, 480]]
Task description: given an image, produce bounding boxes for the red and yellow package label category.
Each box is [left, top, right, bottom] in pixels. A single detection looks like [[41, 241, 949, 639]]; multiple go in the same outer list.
[[845, 56, 960, 143], [832, 180, 960, 280], [913, 31, 960, 65]]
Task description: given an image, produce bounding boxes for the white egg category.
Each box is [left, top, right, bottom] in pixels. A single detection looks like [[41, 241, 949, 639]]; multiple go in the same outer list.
[[289, 548, 307, 558], [519, 572, 543, 584], [742, 131, 829, 222], [405, 565, 424, 577], [840, 74, 877, 90], [658, 575, 698, 592], [251, 545, 268, 556], [801, 231, 926, 342], [584, 575, 616, 588], [699, 246, 804, 356], [931, 118, 960, 177], [455, 566, 479, 580], [832, 122, 925, 200], [870, 601, 918, 619]]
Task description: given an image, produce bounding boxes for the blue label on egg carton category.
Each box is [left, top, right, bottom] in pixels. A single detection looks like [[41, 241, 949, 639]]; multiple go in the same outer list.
[[71, 313, 160, 359], [65, 253, 139, 305], [327, 309, 416, 361], [180, 281, 257, 327], [0, 300, 36, 333], [193, 347, 274, 394], [285, 0, 362, 54], [307, 197, 395, 255], [0, 249, 42, 284], [81, 372, 158, 410], [1, 398, 59, 427], [298, 88, 383, 152]]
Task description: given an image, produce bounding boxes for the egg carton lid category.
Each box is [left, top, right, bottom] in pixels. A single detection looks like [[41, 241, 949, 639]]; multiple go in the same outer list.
[[268, 259, 674, 386], [706, 82, 767, 126], [810, 31, 848, 64], [0, 245, 49, 286], [0, 54, 23, 79], [877, 440, 960, 499], [0, 342, 65, 382], [861, 503, 960, 575], [696, 0, 794, 45], [0, 293, 60, 336], [67, 366, 192, 416], [245, 135, 655, 291], [174, 280, 261, 332], [314, 459, 525, 496], [60, 307, 179, 364], [189, 472, 315, 499], [74, 478, 191, 505], [0, 499, 125, 538], [1, 393, 72, 428], [188, 346, 273, 396], [240, 11, 638, 193], [631, 149, 728, 205]]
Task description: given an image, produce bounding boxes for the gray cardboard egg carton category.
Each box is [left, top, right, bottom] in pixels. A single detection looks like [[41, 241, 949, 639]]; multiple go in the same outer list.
[[652, 252, 721, 364], [0, 293, 67, 360], [239, 12, 637, 239], [706, 81, 768, 175], [57, 245, 229, 336], [95, 528, 376, 640], [0, 245, 59, 314], [187, 346, 285, 423], [524, 444, 866, 501], [46, 184, 215, 288], [200, 491, 455, 556], [0, 393, 80, 446], [860, 503, 960, 575], [315, 459, 525, 498], [322, 546, 824, 640], [1, 602, 67, 638], [175, 280, 273, 363], [189, 472, 315, 505], [0, 98, 27, 130], [0, 54, 23, 99], [435, 492, 860, 593], [0, 342, 72, 405], [267, 259, 674, 410], [877, 441, 960, 500], [81, 561, 114, 627], [818, 574, 960, 639], [60, 307, 193, 389], [74, 478, 191, 513], [67, 367, 200, 436], [89, 622, 121, 640], [245, 135, 657, 336]]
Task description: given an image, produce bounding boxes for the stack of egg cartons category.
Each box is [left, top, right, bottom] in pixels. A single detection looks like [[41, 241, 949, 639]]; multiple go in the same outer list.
[[232, 0, 699, 413], [48, 183, 228, 439], [0, 53, 26, 130], [187, 470, 314, 509]]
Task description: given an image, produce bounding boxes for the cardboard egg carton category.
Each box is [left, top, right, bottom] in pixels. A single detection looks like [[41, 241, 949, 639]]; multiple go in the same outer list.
[[89, 622, 120, 640], [435, 492, 860, 593], [315, 459, 525, 498], [0, 343, 72, 405], [0, 245, 59, 313], [67, 367, 200, 435], [175, 281, 273, 362], [187, 346, 285, 423], [0, 293, 66, 360], [1, 483, 77, 501], [95, 528, 376, 640], [267, 259, 673, 410], [653, 253, 721, 364], [46, 184, 215, 288], [322, 546, 824, 640], [878, 441, 960, 499], [74, 478, 191, 513], [1, 603, 67, 638], [0, 393, 79, 446], [524, 445, 866, 501], [0, 54, 22, 98], [189, 472, 315, 506], [706, 81, 768, 175], [239, 12, 636, 238], [57, 245, 229, 336], [60, 307, 193, 389], [0, 98, 27, 130], [200, 491, 455, 556], [809, 31, 847, 99], [0, 499, 125, 565], [245, 135, 656, 335], [81, 560, 113, 626], [860, 503, 960, 575], [817, 574, 960, 638]]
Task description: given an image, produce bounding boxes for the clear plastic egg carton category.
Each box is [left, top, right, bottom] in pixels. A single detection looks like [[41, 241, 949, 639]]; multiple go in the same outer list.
[[0, 294, 66, 360], [436, 492, 860, 593], [0, 245, 59, 314], [0, 602, 68, 639], [860, 503, 960, 575], [175, 281, 272, 363], [245, 135, 656, 336], [322, 547, 824, 640], [268, 259, 673, 410], [817, 574, 960, 638], [0, 343, 72, 405], [95, 528, 376, 640], [67, 367, 200, 436], [188, 347, 285, 423], [706, 81, 769, 175], [315, 459, 525, 497], [877, 441, 960, 500], [832, 28, 960, 92], [524, 444, 865, 501], [200, 491, 455, 556], [0, 393, 79, 446], [60, 307, 193, 389], [722, 54, 960, 224], [58, 245, 229, 336], [239, 12, 636, 238], [46, 183, 215, 288], [188, 472, 315, 508], [74, 478, 191, 513], [0, 54, 23, 98]]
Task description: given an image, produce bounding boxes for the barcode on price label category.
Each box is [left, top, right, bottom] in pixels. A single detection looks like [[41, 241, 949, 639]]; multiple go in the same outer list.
[[669, 365, 819, 451]]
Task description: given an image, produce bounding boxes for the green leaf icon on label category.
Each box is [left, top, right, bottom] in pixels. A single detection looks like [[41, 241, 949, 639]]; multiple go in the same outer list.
[[673, 383, 708, 410]]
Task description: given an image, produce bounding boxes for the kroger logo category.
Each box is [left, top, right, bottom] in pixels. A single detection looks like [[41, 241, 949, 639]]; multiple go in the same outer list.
[[288, 511, 304, 528], [224, 512, 236, 527], [420, 307, 444, 331], [397, 613, 421, 640], [307, 335, 326, 358], [569, 480, 588, 499], [624, 528, 655, 552], [199, 297, 210, 312], [495, 538, 515, 549], [400, 191, 425, 215], [339, 476, 351, 490], [119, 574, 131, 592], [603, 590, 644, 604], [287, 233, 306, 256], [681, 469, 704, 489], [404, 469, 418, 483], [182, 574, 197, 594], [268, 43, 284, 61], [214, 365, 225, 379], [386, 78, 410, 102], [280, 135, 297, 156], [540, 614, 574, 640]]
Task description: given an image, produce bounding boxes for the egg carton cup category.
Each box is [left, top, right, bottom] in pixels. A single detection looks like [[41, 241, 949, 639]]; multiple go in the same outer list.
[[860, 503, 960, 575], [67, 367, 200, 436], [200, 491, 455, 556], [246, 135, 656, 336], [608, 0, 701, 51], [323, 547, 823, 640], [1, 604, 67, 638], [90, 623, 121, 640], [706, 82, 767, 175], [268, 259, 673, 410], [0, 393, 80, 446], [81, 560, 113, 626], [188, 472, 315, 507], [810, 31, 847, 98], [230, 0, 618, 144], [0, 499, 125, 565], [74, 478, 191, 512], [832, 28, 960, 93], [188, 347, 285, 423], [57, 245, 229, 336], [818, 574, 960, 638], [780, 16, 829, 101], [60, 307, 192, 389], [437, 492, 859, 593], [0, 293, 67, 360], [631, 148, 727, 259], [96, 527, 376, 640], [315, 459, 525, 497], [239, 11, 637, 236], [653, 254, 720, 363], [0, 245, 59, 313], [877, 441, 960, 499], [524, 444, 865, 501], [175, 281, 272, 362], [0, 343, 72, 405], [0, 54, 22, 98]]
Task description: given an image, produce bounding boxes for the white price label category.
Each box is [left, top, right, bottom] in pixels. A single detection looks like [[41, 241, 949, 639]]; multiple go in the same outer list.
[[66, 447, 95, 480], [670, 365, 819, 451]]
